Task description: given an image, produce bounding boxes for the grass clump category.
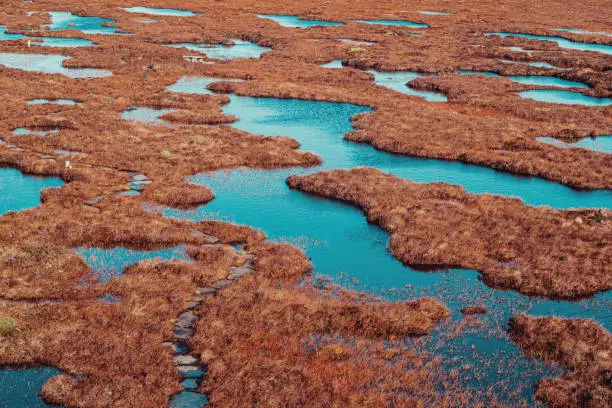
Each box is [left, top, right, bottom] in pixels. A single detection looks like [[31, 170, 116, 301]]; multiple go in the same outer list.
[[0, 317, 16, 335]]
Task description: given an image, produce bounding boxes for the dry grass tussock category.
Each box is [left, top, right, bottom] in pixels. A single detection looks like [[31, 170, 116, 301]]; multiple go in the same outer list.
[[509, 315, 612, 408], [287, 168, 611, 299]]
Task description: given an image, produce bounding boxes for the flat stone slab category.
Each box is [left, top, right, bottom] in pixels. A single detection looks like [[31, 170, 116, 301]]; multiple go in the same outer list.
[[177, 365, 205, 378], [191, 293, 215, 302], [176, 311, 197, 328], [132, 174, 149, 181], [196, 287, 217, 295], [173, 327, 194, 340], [174, 354, 199, 365], [212, 279, 232, 289]]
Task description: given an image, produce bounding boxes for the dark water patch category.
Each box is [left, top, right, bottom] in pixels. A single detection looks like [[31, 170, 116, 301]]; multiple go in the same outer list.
[[99, 293, 121, 303], [0, 366, 62, 408], [488, 32, 612, 55], [0, 167, 64, 215], [74, 245, 192, 284], [257, 14, 344, 28]]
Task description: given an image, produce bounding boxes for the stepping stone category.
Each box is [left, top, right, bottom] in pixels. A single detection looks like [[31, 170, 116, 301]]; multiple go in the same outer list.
[[173, 327, 194, 340], [86, 195, 105, 205], [177, 365, 205, 378], [176, 311, 197, 328], [174, 354, 198, 365], [132, 174, 149, 181], [191, 293, 215, 302], [184, 301, 199, 309], [196, 287, 217, 295], [170, 341, 190, 354], [212, 280, 232, 289]]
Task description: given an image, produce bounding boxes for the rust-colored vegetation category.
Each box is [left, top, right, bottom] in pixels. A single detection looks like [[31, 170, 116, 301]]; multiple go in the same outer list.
[[287, 168, 611, 299], [509, 315, 612, 408], [0, 0, 610, 406]]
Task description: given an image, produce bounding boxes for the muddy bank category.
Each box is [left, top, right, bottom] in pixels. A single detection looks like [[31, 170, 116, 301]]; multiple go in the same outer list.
[[509, 315, 611, 408], [287, 168, 611, 299]]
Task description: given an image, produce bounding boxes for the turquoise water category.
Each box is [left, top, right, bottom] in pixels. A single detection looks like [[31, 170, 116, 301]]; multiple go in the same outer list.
[[369, 70, 448, 102], [122, 7, 201, 17], [554, 28, 611, 37], [457, 70, 589, 88], [520, 89, 612, 106], [488, 32, 612, 55], [48, 11, 118, 34], [158, 92, 610, 403], [419, 11, 454, 15], [0, 53, 112, 77], [0, 25, 25, 41], [27, 99, 80, 105], [538, 136, 612, 153], [32, 37, 95, 48], [321, 59, 343, 69], [355, 19, 428, 28], [121, 107, 172, 125], [169, 391, 207, 408], [1, 25, 95, 47], [499, 59, 569, 70], [168, 76, 243, 94], [0, 366, 62, 407], [0, 167, 64, 215], [257, 14, 344, 28], [74, 245, 192, 284], [168, 40, 270, 60], [13, 127, 60, 136]]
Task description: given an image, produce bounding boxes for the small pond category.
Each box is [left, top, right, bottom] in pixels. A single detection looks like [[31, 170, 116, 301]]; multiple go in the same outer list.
[[538, 136, 612, 153], [168, 39, 270, 60], [122, 7, 201, 17], [0, 168, 63, 215], [0, 52, 112, 77], [257, 14, 344, 28], [74, 245, 193, 284], [0, 366, 62, 407]]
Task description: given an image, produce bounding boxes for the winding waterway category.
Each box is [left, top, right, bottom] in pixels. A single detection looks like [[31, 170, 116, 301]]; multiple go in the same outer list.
[[159, 82, 611, 404]]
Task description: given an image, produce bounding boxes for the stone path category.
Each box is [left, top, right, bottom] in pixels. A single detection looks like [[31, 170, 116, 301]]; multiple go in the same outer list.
[[165, 242, 256, 407]]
